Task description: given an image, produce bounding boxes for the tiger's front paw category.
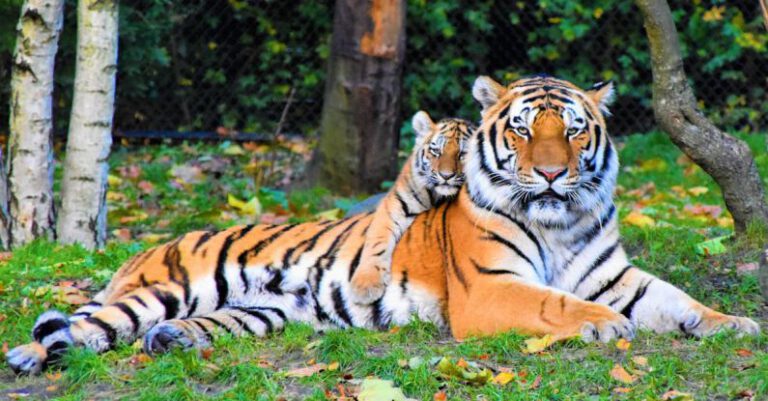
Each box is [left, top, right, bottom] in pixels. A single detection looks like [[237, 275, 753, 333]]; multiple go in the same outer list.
[[349, 263, 389, 305], [6, 342, 47, 375], [681, 309, 760, 337], [579, 307, 636, 343]]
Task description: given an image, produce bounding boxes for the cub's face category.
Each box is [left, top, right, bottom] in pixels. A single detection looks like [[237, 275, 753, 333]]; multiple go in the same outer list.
[[469, 75, 618, 226], [411, 111, 474, 197]]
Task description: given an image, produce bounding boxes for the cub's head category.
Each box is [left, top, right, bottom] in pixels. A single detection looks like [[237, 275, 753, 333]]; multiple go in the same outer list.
[[467, 75, 618, 226], [411, 111, 474, 197]]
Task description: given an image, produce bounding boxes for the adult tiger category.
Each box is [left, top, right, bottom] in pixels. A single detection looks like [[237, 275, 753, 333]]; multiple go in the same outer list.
[[6, 76, 759, 375]]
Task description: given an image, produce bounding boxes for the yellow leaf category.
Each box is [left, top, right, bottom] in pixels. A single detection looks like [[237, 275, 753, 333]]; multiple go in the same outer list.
[[615, 338, 631, 351], [687, 186, 709, 196], [613, 387, 632, 394], [593, 7, 604, 19], [227, 194, 262, 216], [492, 371, 515, 385], [107, 174, 123, 187], [623, 211, 655, 228], [524, 334, 556, 354], [315, 208, 342, 221], [702, 5, 725, 22], [106, 191, 126, 201], [609, 364, 636, 384], [223, 144, 245, 155], [327, 361, 339, 371], [638, 158, 668, 172]]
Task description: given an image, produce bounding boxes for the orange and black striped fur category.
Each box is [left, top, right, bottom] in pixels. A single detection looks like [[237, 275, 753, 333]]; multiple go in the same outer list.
[[349, 111, 472, 303], [8, 76, 759, 375]]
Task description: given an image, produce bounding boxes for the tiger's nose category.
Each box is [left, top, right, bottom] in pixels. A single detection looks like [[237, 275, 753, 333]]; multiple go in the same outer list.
[[533, 167, 566, 183], [439, 171, 456, 180]]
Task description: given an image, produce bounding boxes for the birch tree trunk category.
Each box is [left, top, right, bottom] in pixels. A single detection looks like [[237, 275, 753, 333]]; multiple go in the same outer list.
[[0, 150, 10, 250], [57, 0, 118, 249], [7, 0, 65, 247]]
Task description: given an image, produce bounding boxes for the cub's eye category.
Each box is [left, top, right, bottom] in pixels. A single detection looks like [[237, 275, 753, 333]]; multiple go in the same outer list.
[[567, 128, 579, 136], [516, 127, 529, 136], [429, 148, 440, 157]]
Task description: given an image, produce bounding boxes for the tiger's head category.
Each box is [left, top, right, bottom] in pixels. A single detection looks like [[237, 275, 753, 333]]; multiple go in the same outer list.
[[467, 75, 618, 226], [411, 111, 474, 198]]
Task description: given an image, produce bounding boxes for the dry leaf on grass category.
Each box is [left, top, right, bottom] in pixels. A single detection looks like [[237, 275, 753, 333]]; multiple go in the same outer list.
[[661, 390, 693, 400], [285, 363, 328, 378], [610, 364, 636, 384]]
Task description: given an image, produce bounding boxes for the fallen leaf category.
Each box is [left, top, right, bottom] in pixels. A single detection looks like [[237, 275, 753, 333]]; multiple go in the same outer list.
[[610, 364, 636, 384], [736, 348, 753, 357], [529, 375, 542, 389], [107, 174, 123, 187], [616, 338, 631, 351], [45, 372, 62, 382], [524, 334, 556, 353], [613, 387, 632, 394], [632, 356, 648, 367], [139, 233, 173, 244], [623, 211, 655, 228], [433, 391, 447, 401], [638, 158, 668, 172], [327, 361, 340, 371], [736, 389, 755, 400], [695, 236, 729, 256], [315, 208, 342, 221], [435, 357, 493, 384], [661, 390, 693, 400], [736, 263, 758, 274], [388, 326, 401, 334], [684, 204, 722, 219], [45, 385, 58, 393], [492, 371, 516, 385], [285, 363, 328, 378], [407, 356, 424, 369], [227, 194, 262, 216], [357, 378, 414, 401], [200, 348, 214, 360], [137, 181, 155, 194], [0, 252, 13, 262], [222, 143, 245, 156], [112, 228, 132, 242], [7, 392, 30, 399], [170, 164, 205, 186], [129, 353, 152, 366], [35, 285, 90, 305], [687, 186, 709, 196], [2, 342, 8, 355]]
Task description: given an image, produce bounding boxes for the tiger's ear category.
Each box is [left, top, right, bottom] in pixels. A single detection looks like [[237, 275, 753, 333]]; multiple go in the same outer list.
[[586, 81, 615, 115], [472, 76, 506, 112], [412, 111, 435, 145]]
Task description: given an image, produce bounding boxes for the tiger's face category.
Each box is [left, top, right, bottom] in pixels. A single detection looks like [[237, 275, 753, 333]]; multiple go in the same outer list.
[[467, 75, 618, 226], [411, 111, 474, 197]]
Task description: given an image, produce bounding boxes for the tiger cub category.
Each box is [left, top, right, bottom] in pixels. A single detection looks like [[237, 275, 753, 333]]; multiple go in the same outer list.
[[349, 111, 473, 303]]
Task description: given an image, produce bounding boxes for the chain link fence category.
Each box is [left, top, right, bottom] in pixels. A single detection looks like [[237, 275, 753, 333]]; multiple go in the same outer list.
[[0, 0, 766, 139]]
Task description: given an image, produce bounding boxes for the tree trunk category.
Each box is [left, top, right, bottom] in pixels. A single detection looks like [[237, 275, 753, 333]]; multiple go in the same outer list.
[[57, 0, 118, 249], [635, 0, 768, 235], [0, 149, 10, 250], [314, 0, 406, 194], [7, 0, 65, 247]]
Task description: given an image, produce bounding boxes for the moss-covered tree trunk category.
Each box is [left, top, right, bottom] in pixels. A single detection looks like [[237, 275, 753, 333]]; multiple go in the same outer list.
[[315, 0, 406, 193], [57, 0, 118, 249], [7, 0, 65, 247], [636, 0, 768, 235]]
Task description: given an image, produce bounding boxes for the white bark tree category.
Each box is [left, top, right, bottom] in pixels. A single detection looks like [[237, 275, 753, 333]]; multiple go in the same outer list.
[[7, 0, 65, 247], [0, 150, 10, 250], [57, 0, 118, 249]]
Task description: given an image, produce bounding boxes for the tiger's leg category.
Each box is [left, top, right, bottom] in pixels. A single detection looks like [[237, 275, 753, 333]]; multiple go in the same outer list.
[[6, 283, 198, 374], [573, 265, 759, 336], [448, 276, 635, 342], [143, 306, 287, 354]]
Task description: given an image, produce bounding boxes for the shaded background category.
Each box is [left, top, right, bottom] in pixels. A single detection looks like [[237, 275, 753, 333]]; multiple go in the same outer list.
[[0, 0, 766, 141]]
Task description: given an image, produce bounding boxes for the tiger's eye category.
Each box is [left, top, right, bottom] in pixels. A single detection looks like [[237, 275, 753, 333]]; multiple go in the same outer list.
[[567, 128, 579, 136], [517, 127, 529, 136]]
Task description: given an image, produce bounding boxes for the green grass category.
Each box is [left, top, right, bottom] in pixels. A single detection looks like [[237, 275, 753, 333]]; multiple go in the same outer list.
[[1, 132, 768, 400]]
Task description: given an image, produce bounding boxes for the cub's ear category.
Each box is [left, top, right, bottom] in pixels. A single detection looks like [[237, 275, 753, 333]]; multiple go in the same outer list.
[[472, 76, 506, 112], [586, 81, 615, 115], [412, 111, 435, 145]]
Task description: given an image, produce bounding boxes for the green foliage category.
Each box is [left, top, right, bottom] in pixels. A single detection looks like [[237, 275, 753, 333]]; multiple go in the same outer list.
[[1, 0, 765, 137]]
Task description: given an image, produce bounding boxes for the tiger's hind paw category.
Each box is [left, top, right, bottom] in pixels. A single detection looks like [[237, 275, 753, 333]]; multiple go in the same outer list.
[[349, 263, 389, 305], [682, 310, 760, 337], [144, 321, 203, 355], [6, 342, 47, 375]]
